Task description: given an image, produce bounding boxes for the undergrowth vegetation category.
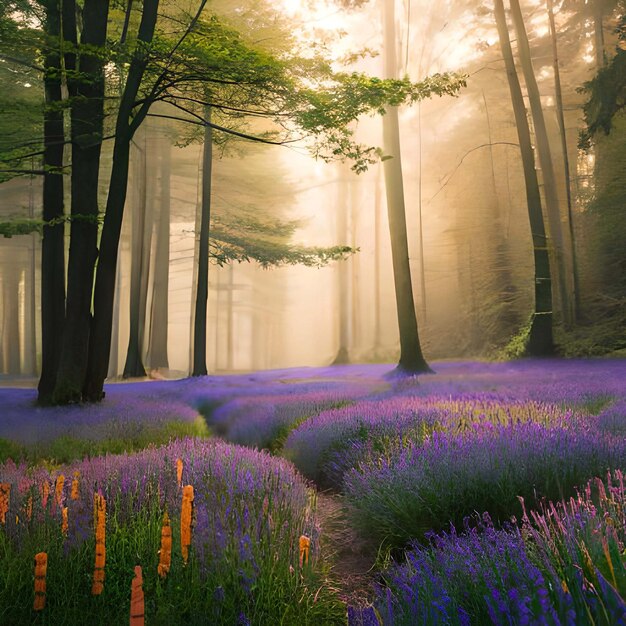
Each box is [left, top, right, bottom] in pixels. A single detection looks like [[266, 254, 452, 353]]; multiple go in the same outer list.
[[1, 360, 625, 624]]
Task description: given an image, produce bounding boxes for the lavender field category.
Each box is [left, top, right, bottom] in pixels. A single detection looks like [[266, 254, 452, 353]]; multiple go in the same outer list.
[[1, 358, 625, 624]]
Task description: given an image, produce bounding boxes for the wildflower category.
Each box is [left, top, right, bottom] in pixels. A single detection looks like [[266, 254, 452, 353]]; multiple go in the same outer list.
[[61, 507, 68, 535], [54, 475, 64, 509], [41, 481, 50, 509], [299, 535, 311, 568], [157, 512, 172, 578], [181, 485, 194, 565], [130, 565, 144, 626], [92, 493, 106, 595], [0, 483, 10, 524], [176, 458, 183, 487], [71, 471, 80, 500], [33, 552, 47, 611]]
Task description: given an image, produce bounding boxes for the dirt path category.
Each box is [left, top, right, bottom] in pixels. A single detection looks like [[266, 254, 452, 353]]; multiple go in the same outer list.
[[316, 491, 379, 608]]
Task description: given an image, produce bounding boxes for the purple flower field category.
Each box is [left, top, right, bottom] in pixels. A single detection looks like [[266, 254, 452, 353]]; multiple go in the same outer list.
[[1, 358, 625, 624]]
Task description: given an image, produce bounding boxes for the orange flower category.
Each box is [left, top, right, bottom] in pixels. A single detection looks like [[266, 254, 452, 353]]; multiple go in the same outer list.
[[181, 485, 194, 565], [157, 512, 172, 578], [92, 493, 106, 595], [176, 458, 183, 487], [299, 535, 311, 568], [41, 481, 50, 509], [0, 483, 10, 525], [33, 552, 47, 611], [129, 565, 145, 626], [61, 507, 68, 535], [54, 475, 65, 510], [71, 471, 80, 501]]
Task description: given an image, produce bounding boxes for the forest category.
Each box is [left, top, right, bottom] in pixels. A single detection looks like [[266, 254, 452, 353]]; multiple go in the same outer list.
[[0, 0, 625, 624]]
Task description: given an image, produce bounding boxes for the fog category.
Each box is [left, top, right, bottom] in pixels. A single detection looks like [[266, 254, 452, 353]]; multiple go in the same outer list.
[[0, 0, 617, 378]]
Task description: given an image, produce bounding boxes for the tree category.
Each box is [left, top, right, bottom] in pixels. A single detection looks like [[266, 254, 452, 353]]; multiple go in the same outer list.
[[52, 0, 110, 403], [1, 1, 464, 400], [509, 0, 574, 328], [381, 0, 431, 373], [494, 0, 554, 355], [37, 0, 66, 402]]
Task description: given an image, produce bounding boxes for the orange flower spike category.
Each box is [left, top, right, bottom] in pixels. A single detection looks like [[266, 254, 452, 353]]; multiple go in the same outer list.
[[129, 565, 145, 626], [0, 483, 10, 525], [26, 495, 33, 522], [181, 485, 194, 565], [92, 493, 106, 595], [54, 475, 65, 509], [157, 512, 172, 578], [176, 458, 183, 487], [70, 471, 80, 501], [299, 535, 311, 568], [33, 552, 47, 611], [61, 507, 68, 535], [41, 481, 50, 509]]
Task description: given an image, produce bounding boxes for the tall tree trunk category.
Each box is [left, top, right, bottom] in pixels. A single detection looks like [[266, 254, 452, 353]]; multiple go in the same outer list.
[[547, 0, 580, 321], [594, 1, 606, 68], [147, 129, 171, 370], [333, 169, 350, 364], [373, 165, 383, 354], [83, 0, 160, 401], [38, 0, 66, 403], [1, 271, 21, 375], [192, 108, 213, 377], [53, 0, 109, 404], [350, 179, 361, 356], [509, 0, 573, 327], [123, 127, 154, 378], [494, 0, 553, 355], [381, 0, 430, 373]]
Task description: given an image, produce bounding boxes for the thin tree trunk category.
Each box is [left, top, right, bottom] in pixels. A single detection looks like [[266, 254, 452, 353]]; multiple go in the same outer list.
[[333, 169, 350, 364], [123, 130, 149, 378], [594, 2, 605, 68], [416, 102, 427, 323], [373, 166, 383, 354], [381, 0, 430, 373], [83, 0, 160, 401], [192, 108, 213, 377], [147, 130, 171, 370], [494, 0, 553, 355], [509, 0, 572, 327], [547, 0, 580, 321], [38, 0, 66, 402], [2, 272, 21, 375], [53, 0, 109, 404]]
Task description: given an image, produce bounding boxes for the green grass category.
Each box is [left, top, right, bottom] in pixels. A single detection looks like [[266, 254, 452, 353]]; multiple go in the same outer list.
[[0, 417, 210, 467]]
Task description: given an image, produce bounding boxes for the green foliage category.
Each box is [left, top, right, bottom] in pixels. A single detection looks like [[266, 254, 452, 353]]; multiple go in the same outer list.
[[579, 6, 626, 148], [0, 417, 210, 467], [498, 316, 533, 360]]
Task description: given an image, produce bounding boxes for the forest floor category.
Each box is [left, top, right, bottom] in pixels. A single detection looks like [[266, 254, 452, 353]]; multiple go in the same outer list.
[[316, 491, 379, 607]]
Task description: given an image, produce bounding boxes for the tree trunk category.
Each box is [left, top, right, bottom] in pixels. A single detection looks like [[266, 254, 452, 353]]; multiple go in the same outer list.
[[38, 0, 66, 403], [83, 0, 160, 401], [333, 169, 350, 365], [123, 128, 150, 378], [373, 165, 383, 354], [147, 129, 171, 370], [1, 271, 21, 375], [53, 0, 109, 404], [509, 0, 573, 327], [381, 0, 431, 374], [494, 0, 553, 355], [547, 0, 580, 321], [594, 2, 605, 68], [192, 108, 213, 377]]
